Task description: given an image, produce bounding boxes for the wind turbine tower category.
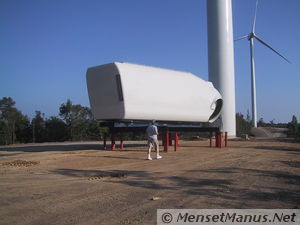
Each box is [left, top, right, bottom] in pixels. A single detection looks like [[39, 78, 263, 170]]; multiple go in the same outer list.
[[207, 0, 236, 137], [236, 0, 290, 128]]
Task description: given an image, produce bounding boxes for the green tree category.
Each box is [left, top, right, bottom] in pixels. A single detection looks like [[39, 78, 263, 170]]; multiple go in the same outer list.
[[291, 115, 298, 124], [0, 97, 32, 145], [15, 114, 32, 143], [0, 97, 106, 144], [45, 116, 69, 142], [59, 99, 100, 141], [0, 97, 25, 144], [69, 104, 92, 140], [32, 111, 46, 143], [86, 120, 107, 140], [257, 117, 266, 127], [59, 99, 73, 126], [246, 109, 251, 124], [269, 119, 275, 125], [0, 120, 7, 145], [236, 112, 251, 137], [287, 115, 299, 137]]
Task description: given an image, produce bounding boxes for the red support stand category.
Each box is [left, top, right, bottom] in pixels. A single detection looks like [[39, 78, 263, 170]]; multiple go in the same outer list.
[[111, 133, 116, 150], [164, 131, 169, 152], [120, 135, 124, 150], [174, 132, 179, 151], [169, 133, 173, 146], [215, 131, 223, 148], [219, 132, 222, 148], [209, 132, 213, 148], [225, 132, 228, 147], [103, 133, 107, 150], [215, 132, 219, 147]]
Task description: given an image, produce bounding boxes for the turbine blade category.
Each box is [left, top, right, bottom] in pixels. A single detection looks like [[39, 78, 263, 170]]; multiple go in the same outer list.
[[252, 0, 259, 33], [235, 35, 248, 41], [254, 35, 291, 63]]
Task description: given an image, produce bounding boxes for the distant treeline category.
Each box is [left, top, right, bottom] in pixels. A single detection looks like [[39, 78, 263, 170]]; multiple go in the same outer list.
[[236, 111, 300, 137], [0, 97, 299, 145], [0, 97, 107, 145]]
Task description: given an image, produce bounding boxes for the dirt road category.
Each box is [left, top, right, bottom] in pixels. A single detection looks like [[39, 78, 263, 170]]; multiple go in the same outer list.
[[0, 140, 299, 225]]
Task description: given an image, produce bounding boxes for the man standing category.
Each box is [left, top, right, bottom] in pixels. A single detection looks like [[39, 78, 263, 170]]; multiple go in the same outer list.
[[146, 120, 162, 160]]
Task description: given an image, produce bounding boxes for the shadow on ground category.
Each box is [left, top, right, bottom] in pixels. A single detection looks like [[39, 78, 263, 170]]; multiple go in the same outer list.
[[187, 168, 300, 186], [246, 145, 300, 152], [185, 167, 300, 206], [278, 160, 300, 168], [50, 167, 300, 207], [0, 143, 147, 152], [0, 144, 103, 152]]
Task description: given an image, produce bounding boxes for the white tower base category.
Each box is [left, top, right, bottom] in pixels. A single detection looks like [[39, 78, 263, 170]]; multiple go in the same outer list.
[[207, 0, 236, 137]]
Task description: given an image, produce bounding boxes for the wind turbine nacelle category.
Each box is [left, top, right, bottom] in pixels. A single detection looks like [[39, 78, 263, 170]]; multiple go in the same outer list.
[[86, 62, 223, 123]]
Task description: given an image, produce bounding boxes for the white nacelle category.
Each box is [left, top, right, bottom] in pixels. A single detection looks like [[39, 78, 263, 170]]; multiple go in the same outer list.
[[86, 62, 222, 123]]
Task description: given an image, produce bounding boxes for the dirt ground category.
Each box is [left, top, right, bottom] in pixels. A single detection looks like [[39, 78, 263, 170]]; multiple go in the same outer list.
[[0, 139, 299, 225]]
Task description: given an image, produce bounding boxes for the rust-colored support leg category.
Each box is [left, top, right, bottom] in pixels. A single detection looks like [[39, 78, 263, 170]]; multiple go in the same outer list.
[[174, 132, 179, 151], [225, 132, 228, 147], [120, 135, 124, 150], [215, 132, 219, 148], [111, 133, 116, 150], [103, 133, 107, 150], [209, 132, 213, 148], [164, 131, 169, 152], [219, 132, 223, 148], [169, 133, 173, 146]]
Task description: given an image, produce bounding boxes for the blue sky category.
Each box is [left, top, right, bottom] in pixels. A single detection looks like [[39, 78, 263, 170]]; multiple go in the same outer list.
[[1, 0, 299, 123]]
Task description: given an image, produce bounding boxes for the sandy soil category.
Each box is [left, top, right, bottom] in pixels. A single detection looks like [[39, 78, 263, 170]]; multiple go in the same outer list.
[[0, 140, 299, 225]]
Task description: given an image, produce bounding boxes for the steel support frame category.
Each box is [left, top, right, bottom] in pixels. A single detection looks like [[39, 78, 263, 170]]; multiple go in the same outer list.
[[103, 125, 224, 151]]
